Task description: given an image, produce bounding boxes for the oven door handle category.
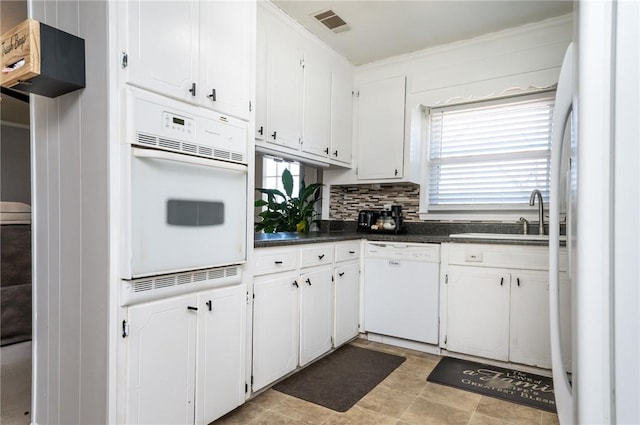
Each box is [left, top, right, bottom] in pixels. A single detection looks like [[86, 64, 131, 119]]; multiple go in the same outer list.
[[133, 148, 247, 173]]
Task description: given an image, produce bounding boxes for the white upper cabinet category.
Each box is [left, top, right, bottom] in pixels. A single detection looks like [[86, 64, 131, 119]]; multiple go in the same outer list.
[[255, 3, 354, 167], [301, 43, 332, 159], [330, 62, 354, 165], [265, 15, 304, 150], [199, 1, 254, 120], [126, 1, 200, 103], [356, 76, 406, 180], [124, 0, 254, 120]]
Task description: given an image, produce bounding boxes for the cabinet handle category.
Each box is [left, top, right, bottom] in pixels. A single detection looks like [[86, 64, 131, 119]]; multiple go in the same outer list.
[[207, 88, 217, 101], [274, 260, 283, 265], [348, 250, 355, 254], [338, 272, 345, 277], [500, 277, 504, 286], [517, 277, 520, 287], [293, 280, 299, 288], [206, 300, 212, 311], [318, 254, 325, 260], [258, 126, 264, 135], [187, 306, 198, 311], [189, 82, 196, 96], [306, 278, 312, 286], [394, 169, 399, 176], [324, 147, 329, 154], [333, 150, 339, 157], [271, 131, 277, 140]]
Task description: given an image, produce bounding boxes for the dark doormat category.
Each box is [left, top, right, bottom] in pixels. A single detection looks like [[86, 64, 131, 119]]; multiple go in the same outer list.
[[427, 357, 556, 413], [273, 344, 405, 412]]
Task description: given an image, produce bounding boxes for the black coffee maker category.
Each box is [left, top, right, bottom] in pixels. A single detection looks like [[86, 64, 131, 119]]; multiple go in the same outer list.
[[390, 205, 403, 232]]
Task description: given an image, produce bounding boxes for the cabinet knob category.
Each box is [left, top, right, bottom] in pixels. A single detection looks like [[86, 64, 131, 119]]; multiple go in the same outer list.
[[305, 278, 312, 286], [338, 272, 345, 277], [318, 254, 325, 260], [394, 169, 398, 176], [188, 82, 196, 97], [333, 150, 338, 157], [206, 300, 212, 311], [258, 126, 264, 136], [324, 147, 329, 154], [271, 131, 277, 140], [293, 280, 299, 288], [207, 88, 217, 101]]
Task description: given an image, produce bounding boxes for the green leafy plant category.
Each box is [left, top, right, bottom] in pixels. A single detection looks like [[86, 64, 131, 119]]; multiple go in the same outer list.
[[254, 168, 323, 233]]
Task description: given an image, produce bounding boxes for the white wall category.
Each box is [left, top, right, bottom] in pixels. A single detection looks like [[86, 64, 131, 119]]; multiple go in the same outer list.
[[29, 1, 110, 424], [323, 14, 573, 207]]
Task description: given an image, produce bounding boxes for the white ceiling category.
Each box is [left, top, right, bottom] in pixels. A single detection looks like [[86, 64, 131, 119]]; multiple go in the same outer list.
[[273, 0, 573, 65]]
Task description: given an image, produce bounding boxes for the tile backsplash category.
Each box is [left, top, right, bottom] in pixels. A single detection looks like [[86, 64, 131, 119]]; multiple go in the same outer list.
[[329, 183, 421, 221]]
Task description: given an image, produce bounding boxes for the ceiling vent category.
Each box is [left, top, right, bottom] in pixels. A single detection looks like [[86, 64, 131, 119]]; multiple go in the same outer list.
[[313, 9, 350, 33]]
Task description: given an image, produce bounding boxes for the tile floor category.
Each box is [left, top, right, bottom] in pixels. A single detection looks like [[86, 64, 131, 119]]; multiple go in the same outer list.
[[213, 339, 559, 425]]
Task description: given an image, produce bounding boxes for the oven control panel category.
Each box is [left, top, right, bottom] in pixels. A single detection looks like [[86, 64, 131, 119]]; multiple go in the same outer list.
[[162, 112, 194, 136]]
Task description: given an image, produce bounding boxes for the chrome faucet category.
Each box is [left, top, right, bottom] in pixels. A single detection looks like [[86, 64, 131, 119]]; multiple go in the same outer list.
[[518, 217, 530, 235], [529, 189, 545, 235]]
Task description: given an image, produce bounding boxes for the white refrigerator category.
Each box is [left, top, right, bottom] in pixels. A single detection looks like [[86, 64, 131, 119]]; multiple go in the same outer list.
[[549, 1, 639, 424]]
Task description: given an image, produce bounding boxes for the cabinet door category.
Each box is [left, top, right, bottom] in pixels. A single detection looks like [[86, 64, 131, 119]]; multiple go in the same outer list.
[[301, 46, 331, 158], [356, 76, 406, 180], [255, 13, 268, 140], [299, 267, 334, 366], [200, 1, 253, 120], [559, 272, 572, 372], [446, 266, 510, 361], [509, 270, 551, 368], [126, 296, 197, 425], [252, 272, 300, 391], [331, 64, 354, 165], [196, 285, 246, 425], [265, 20, 303, 150], [334, 262, 360, 347], [127, 0, 199, 102]]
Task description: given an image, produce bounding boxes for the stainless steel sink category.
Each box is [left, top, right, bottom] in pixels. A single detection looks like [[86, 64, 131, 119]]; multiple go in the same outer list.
[[449, 233, 567, 242]]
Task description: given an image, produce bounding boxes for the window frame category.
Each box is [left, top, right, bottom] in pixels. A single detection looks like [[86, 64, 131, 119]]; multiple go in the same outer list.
[[419, 90, 556, 222]]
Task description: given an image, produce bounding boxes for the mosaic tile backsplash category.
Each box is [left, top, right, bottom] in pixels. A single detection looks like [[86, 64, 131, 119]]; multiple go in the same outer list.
[[329, 183, 421, 221]]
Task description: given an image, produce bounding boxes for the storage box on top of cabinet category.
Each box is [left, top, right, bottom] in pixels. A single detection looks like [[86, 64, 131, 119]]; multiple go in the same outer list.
[[0, 19, 85, 98]]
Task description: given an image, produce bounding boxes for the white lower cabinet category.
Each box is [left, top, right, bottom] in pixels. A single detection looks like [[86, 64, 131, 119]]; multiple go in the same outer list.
[[125, 284, 246, 425], [251, 241, 361, 391], [252, 271, 300, 391], [299, 267, 334, 366], [443, 243, 570, 370], [446, 265, 510, 361], [334, 262, 360, 347]]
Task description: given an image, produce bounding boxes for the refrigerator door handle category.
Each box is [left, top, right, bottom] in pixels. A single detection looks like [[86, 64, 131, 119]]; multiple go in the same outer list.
[[549, 43, 574, 425]]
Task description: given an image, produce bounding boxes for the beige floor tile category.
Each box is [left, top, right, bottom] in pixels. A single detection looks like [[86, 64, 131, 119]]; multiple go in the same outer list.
[[270, 395, 335, 425], [401, 348, 441, 362], [379, 369, 428, 396], [248, 389, 289, 410], [468, 412, 515, 425], [365, 341, 408, 356], [211, 401, 266, 425], [400, 397, 472, 425], [249, 410, 307, 425], [356, 385, 417, 418], [476, 396, 543, 425], [323, 405, 397, 425], [396, 355, 439, 376], [541, 411, 560, 425], [420, 382, 482, 412]]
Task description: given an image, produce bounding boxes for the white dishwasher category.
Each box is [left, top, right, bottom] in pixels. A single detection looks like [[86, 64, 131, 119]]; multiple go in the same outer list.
[[364, 242, 440, 344]]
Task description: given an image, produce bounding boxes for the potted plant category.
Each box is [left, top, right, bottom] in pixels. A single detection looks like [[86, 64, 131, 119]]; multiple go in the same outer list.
[[254, 168, 323, 233]]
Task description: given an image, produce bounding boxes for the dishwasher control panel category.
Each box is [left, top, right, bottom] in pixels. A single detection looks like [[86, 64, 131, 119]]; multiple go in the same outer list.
[[365, 242, 440, 262]]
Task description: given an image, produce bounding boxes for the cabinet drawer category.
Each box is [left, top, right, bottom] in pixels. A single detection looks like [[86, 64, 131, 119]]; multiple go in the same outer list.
[[447, 243, 567, 271], [300, 244, 335, 268], [254, 247, 298, 276], [335, 241, 361, 263]]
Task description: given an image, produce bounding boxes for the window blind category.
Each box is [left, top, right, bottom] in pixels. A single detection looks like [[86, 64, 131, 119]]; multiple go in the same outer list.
[[426, 93, 555, 209]]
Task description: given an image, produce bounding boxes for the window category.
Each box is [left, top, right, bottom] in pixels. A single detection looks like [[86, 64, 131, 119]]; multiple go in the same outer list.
[[262, 156, 301, 195], [423, 92, 555, 216]]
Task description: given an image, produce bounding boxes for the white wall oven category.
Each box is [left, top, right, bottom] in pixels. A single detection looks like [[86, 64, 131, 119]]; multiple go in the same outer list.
[[120, 88, 248, 304]]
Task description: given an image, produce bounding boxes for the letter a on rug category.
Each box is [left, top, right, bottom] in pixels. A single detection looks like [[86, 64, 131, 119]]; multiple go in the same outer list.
[[273, 345, 405, 412]]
